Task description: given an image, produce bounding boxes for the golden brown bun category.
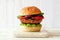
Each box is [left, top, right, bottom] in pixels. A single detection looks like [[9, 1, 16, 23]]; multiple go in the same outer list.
[[20, 6, 41, 15], [20, 26, 42, 32]]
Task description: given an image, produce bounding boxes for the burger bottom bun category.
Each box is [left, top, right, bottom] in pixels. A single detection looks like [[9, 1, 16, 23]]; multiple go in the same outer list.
[[19, 26, 42, 32]]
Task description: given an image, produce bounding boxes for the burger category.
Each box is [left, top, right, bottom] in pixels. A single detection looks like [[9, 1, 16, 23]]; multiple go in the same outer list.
[[17, 6, 44, 32]]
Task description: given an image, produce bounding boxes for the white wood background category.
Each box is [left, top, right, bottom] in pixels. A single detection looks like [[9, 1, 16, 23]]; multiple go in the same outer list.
[[0, 0, 60, 32]]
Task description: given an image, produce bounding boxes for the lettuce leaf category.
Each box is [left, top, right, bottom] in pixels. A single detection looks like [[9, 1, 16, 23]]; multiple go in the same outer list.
[[20, 23, 42, 27]]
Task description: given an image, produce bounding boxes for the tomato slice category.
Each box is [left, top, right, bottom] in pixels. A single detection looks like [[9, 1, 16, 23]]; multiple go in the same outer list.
[[34, 16, 43, 20], [18, 15, 44, 21]]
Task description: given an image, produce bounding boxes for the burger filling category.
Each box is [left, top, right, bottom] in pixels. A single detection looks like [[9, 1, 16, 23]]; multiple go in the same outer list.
[[20, 23, 42, 27], [18, 13, 44, 21]]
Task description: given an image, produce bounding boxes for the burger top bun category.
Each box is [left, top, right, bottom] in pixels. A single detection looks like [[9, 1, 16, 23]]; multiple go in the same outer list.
[[20, 6, 41, 15]]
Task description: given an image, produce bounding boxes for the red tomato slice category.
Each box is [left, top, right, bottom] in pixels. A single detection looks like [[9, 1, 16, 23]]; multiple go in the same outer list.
[[34, 16, 43, 20]]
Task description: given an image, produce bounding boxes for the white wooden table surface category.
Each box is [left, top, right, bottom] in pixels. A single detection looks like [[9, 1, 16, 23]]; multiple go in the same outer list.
[[0, 28, 60, 40]]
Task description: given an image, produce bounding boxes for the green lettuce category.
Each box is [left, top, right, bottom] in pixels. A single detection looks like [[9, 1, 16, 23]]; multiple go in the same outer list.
[[20, 23, 42, 27]]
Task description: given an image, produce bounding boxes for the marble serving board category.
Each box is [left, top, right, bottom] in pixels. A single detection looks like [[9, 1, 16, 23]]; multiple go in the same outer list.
[[14, 29, 49, 38]]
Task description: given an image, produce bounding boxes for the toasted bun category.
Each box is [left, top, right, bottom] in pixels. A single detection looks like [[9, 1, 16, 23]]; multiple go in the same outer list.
[[20, 6, 41, 15], [20, 26, 42, 32]]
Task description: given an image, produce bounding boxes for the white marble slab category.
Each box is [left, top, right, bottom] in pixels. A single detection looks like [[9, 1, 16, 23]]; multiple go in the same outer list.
[[14, 30, 49, 38]]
